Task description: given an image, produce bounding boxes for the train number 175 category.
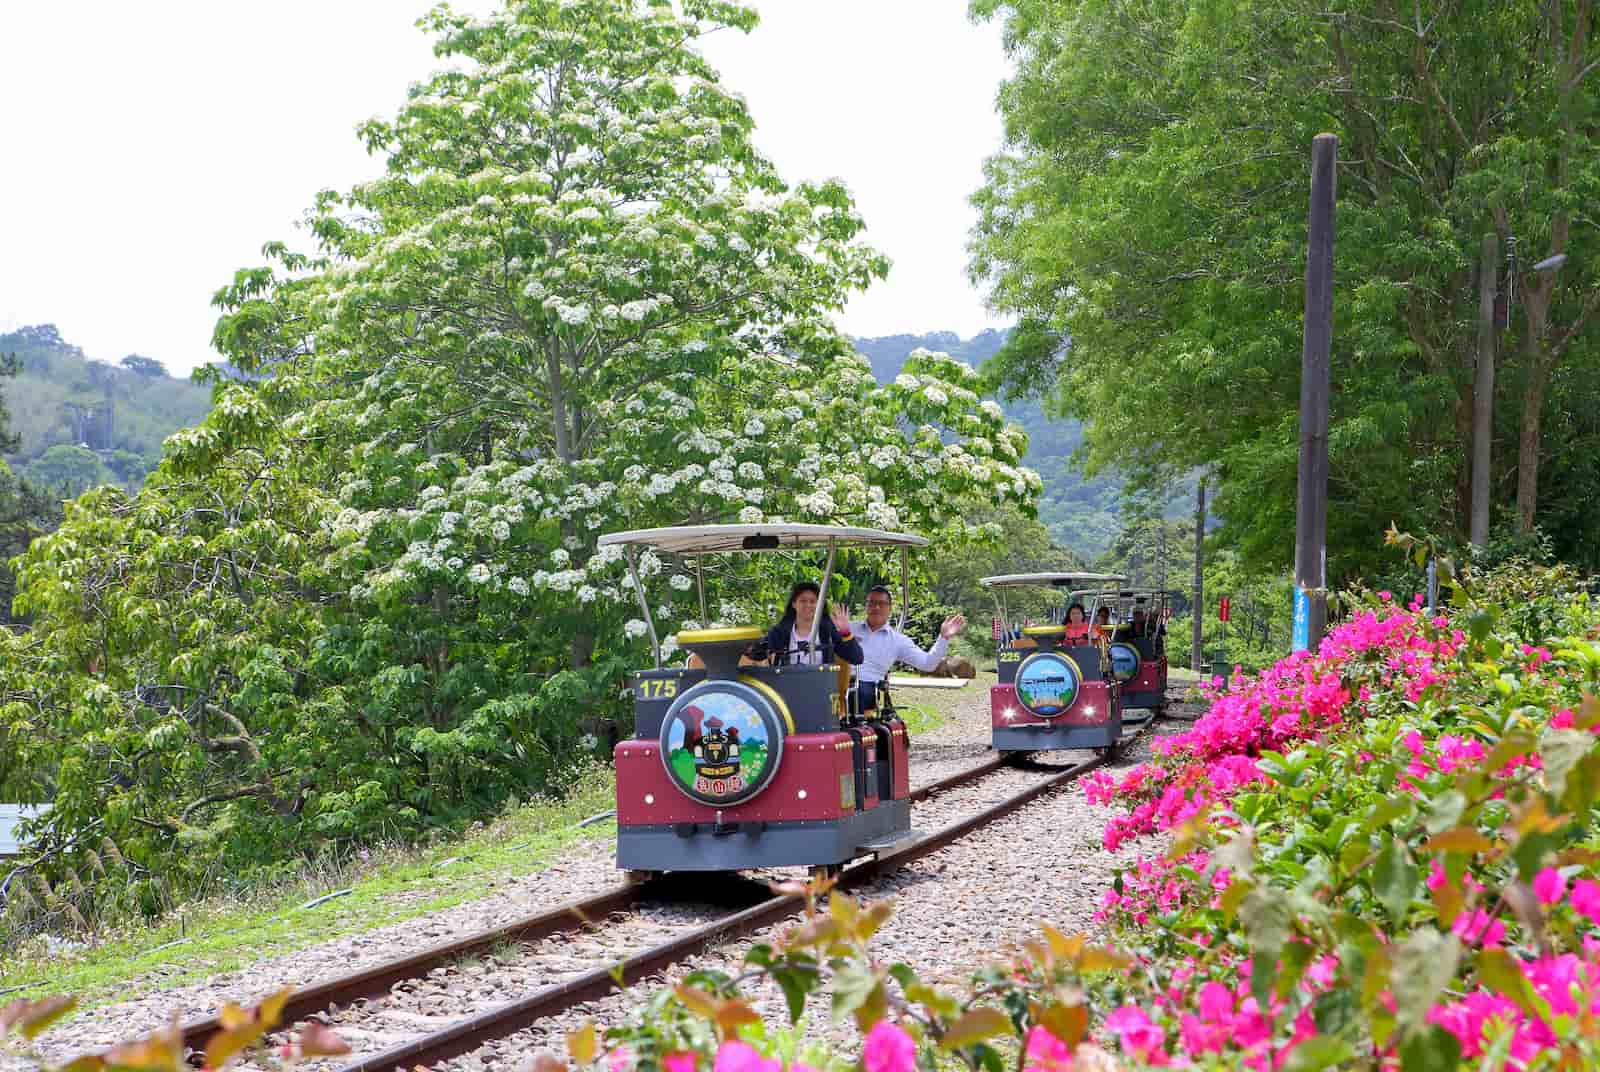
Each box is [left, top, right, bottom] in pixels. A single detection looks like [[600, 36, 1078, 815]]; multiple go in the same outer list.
[[636, 678, 678, 699]]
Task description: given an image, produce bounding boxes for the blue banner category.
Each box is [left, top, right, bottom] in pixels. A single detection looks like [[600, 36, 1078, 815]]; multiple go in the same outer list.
[[1292, 586, 1311, 651]]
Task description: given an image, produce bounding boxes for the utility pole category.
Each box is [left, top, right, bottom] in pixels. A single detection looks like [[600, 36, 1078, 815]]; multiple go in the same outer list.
[[1294, 134, 1335, 651], [1470, 232, 1497, 550], [1191, 477, 1205, 672]]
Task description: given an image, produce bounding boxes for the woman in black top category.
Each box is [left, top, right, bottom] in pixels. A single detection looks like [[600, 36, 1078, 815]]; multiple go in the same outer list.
[[763, 581, 865, 667]]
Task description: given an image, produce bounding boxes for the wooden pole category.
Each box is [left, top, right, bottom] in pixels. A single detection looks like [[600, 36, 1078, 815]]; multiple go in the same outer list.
[[1294, 134, 1336, 651]]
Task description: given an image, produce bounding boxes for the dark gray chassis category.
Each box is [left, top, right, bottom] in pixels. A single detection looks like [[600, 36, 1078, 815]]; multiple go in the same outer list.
[[992, 720, 1122, 752], [616, 799, 912, 872]]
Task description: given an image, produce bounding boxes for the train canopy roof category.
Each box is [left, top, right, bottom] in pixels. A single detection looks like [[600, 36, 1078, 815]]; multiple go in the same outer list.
[[598, 523, 928, 555], [1070, 587, 1177, 599], [979, 571, 1128, 588]]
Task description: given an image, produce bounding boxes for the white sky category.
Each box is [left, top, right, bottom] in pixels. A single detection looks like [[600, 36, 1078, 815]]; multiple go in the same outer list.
[[0, 2, 1012, 376]]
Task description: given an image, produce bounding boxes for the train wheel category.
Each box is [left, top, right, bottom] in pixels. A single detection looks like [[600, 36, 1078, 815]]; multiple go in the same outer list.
[[625, 869, 662, 884]]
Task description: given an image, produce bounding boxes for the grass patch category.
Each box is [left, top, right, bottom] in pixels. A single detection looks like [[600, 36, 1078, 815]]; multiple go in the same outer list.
[[892, 670, 994, 735], [0, 764, 617, 1007]]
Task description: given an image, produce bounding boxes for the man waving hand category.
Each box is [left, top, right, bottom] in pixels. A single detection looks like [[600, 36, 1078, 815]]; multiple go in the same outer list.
[[849, 585, 966, 713]]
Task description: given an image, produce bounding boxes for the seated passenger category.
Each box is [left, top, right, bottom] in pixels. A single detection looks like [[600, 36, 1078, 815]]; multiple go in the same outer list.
[[1131, 608, 1149, 637], [763, 581, 864, 667], [1092, 605, 1112, 638], [1063, 603, 1090, 642]]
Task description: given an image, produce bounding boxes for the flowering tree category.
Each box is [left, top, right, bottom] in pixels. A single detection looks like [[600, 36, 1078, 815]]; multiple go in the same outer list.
[[0, 0, 1037, 910]]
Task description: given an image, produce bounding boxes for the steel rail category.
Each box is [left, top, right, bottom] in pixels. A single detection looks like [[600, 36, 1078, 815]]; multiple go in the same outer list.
[[139, 751, 1013, 1064], [336, 751, 1109, 1072]]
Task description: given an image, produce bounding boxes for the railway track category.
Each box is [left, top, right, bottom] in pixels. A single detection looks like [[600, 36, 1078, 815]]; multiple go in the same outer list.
[[72, 734, 1139, 1072], [332, 751, 1107, 1072]]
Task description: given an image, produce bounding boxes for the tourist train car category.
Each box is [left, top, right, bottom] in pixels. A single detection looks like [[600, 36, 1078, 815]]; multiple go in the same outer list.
[[1071, 587, 1171, 727], [598, 523, 926, 878], [980, 572, 1128, 755]]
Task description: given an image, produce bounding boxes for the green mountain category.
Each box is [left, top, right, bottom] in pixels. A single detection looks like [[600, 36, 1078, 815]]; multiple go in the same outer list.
[[0, 325, 212, 495], [850, 331, 1122, 556]]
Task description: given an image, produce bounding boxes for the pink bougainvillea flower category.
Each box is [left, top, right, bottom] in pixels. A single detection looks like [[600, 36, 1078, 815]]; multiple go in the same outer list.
[[662, 1054, 698, 1072], [1451, 907, 1507, 948], [1178, 1013, 1228, 1055], [1534, 868, 1568, 906], [1104, 1005, 1166, 1060], [610, 1047, 636, 1072], [1022, 1025, 1075, 1072], [1572, 879, 1600, 925], [714, 1041, 779, 1072], [862, 1020, 916, 1072], [1197, 980, 1234, 1023]]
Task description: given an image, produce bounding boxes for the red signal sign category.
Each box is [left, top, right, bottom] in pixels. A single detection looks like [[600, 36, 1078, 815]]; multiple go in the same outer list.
[[1219, 597, 1231, 622]]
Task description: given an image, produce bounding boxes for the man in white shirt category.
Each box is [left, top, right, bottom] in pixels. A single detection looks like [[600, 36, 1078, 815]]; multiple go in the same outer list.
[[850, 585, 966, 712]]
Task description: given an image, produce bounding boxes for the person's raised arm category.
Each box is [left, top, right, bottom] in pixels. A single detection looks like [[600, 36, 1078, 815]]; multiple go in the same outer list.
[[894, 613, 965, 672], [828, 603, 864, 665]]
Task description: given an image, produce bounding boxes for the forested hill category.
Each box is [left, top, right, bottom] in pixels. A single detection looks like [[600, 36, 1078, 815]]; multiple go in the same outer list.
[[0, 324, 211, 494], [0, 321, 1126, 551], [850, 331, 1122, 555]]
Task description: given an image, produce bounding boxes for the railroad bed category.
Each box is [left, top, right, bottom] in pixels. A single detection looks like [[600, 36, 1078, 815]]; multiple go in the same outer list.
[[9, 684, 1194, 1070]]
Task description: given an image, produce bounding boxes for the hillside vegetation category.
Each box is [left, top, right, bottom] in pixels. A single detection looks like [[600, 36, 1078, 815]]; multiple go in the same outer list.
[[853, 331, 1124, 556], [0, 324, 211, 495]]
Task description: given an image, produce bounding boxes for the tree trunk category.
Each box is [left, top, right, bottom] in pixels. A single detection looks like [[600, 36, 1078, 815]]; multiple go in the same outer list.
[[1191, 477, 1205, 673], [1470, 233, 1497, 548], [571, 625, 594, 671], [1516, 287, 1553, 534]]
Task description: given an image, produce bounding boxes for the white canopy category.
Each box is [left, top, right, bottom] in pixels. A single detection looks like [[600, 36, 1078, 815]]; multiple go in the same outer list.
[[598, 523, 928, 555], [980, 572, 1128, 589], [1071, 587, 1174, 599]]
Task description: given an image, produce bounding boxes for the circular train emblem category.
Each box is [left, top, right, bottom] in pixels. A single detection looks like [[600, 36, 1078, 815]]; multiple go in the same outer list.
[[1014, 651, 1081, 717], [1109, 642, 1141, 683], [659, 681, 784, 805]]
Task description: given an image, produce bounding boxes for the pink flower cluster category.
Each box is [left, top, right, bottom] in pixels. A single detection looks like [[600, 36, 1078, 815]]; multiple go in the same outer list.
[[1096, 850, 1230, 926], [1428, 946, 1600, 1061]]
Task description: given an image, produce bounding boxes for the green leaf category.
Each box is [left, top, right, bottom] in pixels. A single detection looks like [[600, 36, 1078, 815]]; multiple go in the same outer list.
[[1421, 789, 1466, 835], [939, 1007, 1013, 1050], [1282, 1034, 1355, 1071], [832, 962, 887, 1031], [1240, 885, 1292, 1004], [1398, 1024, 1462, 1072], [1540, 728, 1594, 797], [1476, 948, 1545, 1023], [1373, 836, 1419, 923], [1391, 930, 1460, 1033]]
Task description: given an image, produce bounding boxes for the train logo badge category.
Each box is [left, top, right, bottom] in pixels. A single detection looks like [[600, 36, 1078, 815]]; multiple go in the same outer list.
[[1109, 642, 1141, 682], [1014, 652, 1081, 717], [661, 688, 781, 804]]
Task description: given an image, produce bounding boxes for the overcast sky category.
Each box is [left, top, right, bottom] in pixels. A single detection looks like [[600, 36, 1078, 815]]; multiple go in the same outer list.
[[0, 2, 1013, 376]]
